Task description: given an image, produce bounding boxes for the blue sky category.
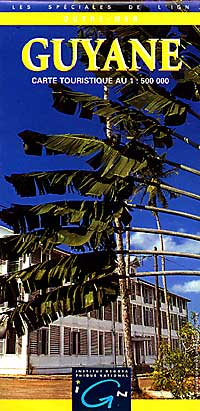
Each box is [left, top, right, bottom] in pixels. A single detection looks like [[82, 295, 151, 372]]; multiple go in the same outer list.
[[0, 24, 200, 314]]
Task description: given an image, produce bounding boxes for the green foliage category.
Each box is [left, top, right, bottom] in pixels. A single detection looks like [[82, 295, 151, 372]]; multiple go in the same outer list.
[[8, 270, 119, 336], [153, 322, 200, 398], [0, 251, 118, 334], [0, 200, 131, 255]]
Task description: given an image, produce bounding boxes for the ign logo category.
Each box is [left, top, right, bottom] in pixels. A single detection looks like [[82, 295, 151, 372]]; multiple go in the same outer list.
[[72, 368, 131, 411]]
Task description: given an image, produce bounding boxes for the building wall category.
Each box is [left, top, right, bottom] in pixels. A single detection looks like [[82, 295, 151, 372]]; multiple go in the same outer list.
[[0, 333, 28, 374], [0, 239, 189, 375], [28, 283, 188, 374]]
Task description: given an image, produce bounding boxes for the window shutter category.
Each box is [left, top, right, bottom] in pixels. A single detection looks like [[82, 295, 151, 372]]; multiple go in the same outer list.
[[104, 304, 112, 321], [113, 302, 117, 322], [136, 305, 142, 325], [80, 329, 88, 355], [91, 330, 98, 355], [115, 332, 119, 356], [105, 331, 112, 356], [136, 282, 141, 296], [150, 309, 154, 326], [174, 314, 178, 330], [64, 327, 71, 355], [50, 325, 60, 355], [162, 312, 167, 329], [99, 332, 104, 355], [29, 330, 38, 354]]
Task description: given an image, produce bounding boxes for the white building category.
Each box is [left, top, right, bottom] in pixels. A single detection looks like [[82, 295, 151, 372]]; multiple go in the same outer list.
[[0, 226, 189, 374]]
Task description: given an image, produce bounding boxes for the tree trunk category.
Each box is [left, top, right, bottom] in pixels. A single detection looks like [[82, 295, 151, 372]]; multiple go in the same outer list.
[[155, 213, 171, 349], [153, 246, 162, 359], [104, 85, 140, 393], [115, 218, 141, 393], [125, 225, 131, 290]]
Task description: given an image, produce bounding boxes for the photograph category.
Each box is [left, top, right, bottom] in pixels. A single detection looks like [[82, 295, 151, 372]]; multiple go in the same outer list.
[[0, 1, 200, 409]]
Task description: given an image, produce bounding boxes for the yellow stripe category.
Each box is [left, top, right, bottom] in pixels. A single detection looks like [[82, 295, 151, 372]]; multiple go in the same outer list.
[[0, 399, 199, 411], [0, 12, 199, 25]]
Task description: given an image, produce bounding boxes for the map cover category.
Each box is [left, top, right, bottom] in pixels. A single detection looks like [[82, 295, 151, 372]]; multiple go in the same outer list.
[[0, 1, 200, 411]]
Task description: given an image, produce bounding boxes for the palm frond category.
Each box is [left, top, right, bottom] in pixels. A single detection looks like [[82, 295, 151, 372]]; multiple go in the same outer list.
[[0, 200, 124, 233], [0, 223, 115, 259], [19, 130, 147, 179], [5, 169, 137, 202], [121, 84, 187, 126], [7, 250, 116, 294], [7, 270, 119, 335]]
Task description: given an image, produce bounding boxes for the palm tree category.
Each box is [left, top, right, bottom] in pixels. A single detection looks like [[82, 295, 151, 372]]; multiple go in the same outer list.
[[104, 85, 140, 391], [154, 212, 171, 349]]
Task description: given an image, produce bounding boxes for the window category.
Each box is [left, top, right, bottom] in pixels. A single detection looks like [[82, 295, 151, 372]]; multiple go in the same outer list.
[[113, 302, 117, 322], [149, 289, 153, 304], [133, 305, 143, 325], [105, 332, 112, 356], [91, 330, 98, 355], [99, 332, 104, 355], [150, 309, 154, 326], [132, 305, 136, 324], [143, 286, 153, 304], [117, 301, 122, 322], [145, 337, 155, 356], [104, 304, 112, 321], [50, 325, 60, 355], [136, 282, 141, 296], [143, 308, 154, 327], [141, 341, 144, 356], [130, 281, 136, 300], [64, 327, 71, 355], [40, 328, 49, 355], [169, 297, 173, 310], [178, 299, 183, 313], [6, 327, 16, 354], [0, 340, 4, 354], [79, 329, 88, 355], [159, 291, 165, 303], [119, 335, 124, 355], [170, 314, 178, 330], [29, 330, 38, 354], [162, 311, 167, 329], [72, 331, 80, 355], [97, 307, 104, 320]]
